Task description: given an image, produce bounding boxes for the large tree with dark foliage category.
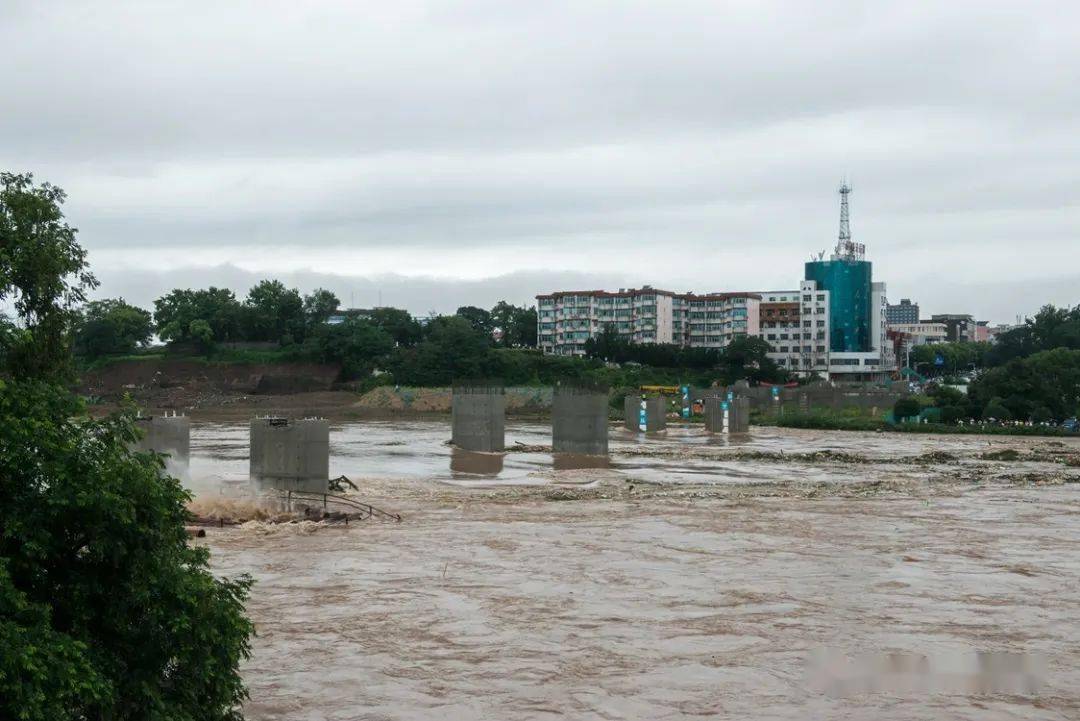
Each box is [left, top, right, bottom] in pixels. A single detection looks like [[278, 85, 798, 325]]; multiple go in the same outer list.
[[242, 279, 305, 344], [490, 301, 537, 348], [390, 315, 494, 385], [154, 286, 244, 348], [455, 305, 494, 337], [74, 298, 153, 358], [315, 317, 394, 381], [969, 348, 1080, 422], [987, 304, 1080, 366], [0, 172, 253, 721], [0, 172, 96, 378], [367, 307, 423, 347]]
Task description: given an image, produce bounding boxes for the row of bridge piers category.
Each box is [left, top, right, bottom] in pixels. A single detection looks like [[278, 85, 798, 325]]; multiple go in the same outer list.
[[132, 385, 753, 491]]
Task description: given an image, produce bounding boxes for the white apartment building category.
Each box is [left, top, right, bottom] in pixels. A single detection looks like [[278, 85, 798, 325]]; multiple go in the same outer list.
[[536, 287, 760, 356], [758, 281, 831, 377]]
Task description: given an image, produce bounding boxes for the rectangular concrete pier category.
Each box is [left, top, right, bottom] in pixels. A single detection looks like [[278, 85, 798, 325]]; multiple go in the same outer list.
[[553, 385, 609, 456], [452, 383, 505, 452], [132, 413, 191, 470], [623, 395, 666, 433], [250, 417, 330, 493], [705, 397, 750, 434]]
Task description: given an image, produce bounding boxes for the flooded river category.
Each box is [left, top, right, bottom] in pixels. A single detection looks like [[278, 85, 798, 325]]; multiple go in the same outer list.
[[192, 420, 1080, 720]]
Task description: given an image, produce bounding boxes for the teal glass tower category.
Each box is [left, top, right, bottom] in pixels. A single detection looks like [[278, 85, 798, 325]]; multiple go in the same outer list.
[[805, 258, 872, 352], [807, 182, 874, 353]]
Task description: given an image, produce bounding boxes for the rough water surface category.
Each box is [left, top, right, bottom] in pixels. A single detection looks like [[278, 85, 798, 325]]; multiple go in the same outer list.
[[193, 420, 1080, 720]]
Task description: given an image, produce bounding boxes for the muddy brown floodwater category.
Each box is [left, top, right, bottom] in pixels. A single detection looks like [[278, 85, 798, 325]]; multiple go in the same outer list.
[[195, 420, 1080, 720]]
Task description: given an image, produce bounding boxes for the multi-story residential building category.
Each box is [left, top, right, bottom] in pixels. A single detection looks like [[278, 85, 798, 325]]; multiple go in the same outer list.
[[759, 283, 830, 375], [676, 292, 760, 349], [536, 287, 759, 356], [886, 298, 919, 325], [930, 313, 976, 343]]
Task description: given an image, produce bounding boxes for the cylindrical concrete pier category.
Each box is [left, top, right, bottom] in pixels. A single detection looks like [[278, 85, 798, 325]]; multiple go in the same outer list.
[[249, 417, 330, 493], [552, 384, 609, 456], [623, 395, 666, 433], [451, 383, 505, 452]]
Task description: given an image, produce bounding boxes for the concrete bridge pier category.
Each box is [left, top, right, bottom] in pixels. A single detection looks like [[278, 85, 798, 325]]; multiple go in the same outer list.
[[249, 417, 330, 493], [451, 383, 506, 452], [553, 385, 609, 456]]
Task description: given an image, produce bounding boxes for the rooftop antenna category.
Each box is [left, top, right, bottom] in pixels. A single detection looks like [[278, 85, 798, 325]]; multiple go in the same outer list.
[[833, 181, 865, 261]]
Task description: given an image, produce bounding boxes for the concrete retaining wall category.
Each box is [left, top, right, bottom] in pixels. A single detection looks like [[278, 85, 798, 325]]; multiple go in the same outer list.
[[552, 386, 609, 456], [451, 385, 505, 452], [695, 382, 906, 418], [249, 417, 330, 493], [623, 395, 666, 433]]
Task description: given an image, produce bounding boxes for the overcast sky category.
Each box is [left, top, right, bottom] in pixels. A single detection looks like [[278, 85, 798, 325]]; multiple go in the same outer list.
[[3, 0, 1078, 323]]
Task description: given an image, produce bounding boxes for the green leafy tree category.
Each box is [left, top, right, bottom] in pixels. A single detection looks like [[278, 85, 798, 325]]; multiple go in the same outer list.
[[515, 306, 538, 347], [969, 348, 1080, 421], [454, 305, 494, 338], [74, 298, 152, 358], [0, 384, 253, 720], [893, 397, 922, 420], [0, 172, 97, 379], [940, 404, 968, 424], [242, 279, 305, 344], [154, 287, 243, 346], [0, 172, 253, 720], [718, 336, 785, 385], [490, 301, 538, 348], [910, 341, 990, 376], [983, 397, 1012, 421], [584, 323, 628, 361], [1031, 405, 1053, 424], [302, 288, 340, 329], [315, 317, 394, 380], [390, 315, 494, 385], [988, 304, 1080, 366], [367, 307, 422, 347]]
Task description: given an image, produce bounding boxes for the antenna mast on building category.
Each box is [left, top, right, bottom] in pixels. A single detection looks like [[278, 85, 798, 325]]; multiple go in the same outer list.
[[833, 182, 865, 261]]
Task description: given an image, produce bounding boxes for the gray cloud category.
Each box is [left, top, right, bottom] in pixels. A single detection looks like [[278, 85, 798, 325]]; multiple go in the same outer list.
[[3, 0, 1078, 325]]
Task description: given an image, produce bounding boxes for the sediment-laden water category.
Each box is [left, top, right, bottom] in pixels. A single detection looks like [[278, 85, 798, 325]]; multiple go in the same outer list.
[[188, 420, 1080, 720]]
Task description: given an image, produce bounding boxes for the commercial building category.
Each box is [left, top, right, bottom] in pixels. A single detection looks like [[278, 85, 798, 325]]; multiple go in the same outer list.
[[930, 313, 976, 343], [888, 322, 948, 346], [800, 184, 893, 380], [886, 298, 919, 325]]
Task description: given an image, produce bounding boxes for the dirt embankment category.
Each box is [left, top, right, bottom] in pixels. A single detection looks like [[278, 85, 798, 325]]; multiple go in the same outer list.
[[353, 386, 553, 415], [79, 359, 347, 417]]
